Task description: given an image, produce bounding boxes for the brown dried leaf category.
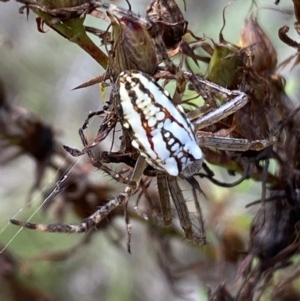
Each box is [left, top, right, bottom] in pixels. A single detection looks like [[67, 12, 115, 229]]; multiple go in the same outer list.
[[240, 16, 277, 73]]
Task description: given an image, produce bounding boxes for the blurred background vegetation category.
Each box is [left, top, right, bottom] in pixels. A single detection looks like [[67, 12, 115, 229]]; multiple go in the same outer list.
[[0, 0, 300, 300]]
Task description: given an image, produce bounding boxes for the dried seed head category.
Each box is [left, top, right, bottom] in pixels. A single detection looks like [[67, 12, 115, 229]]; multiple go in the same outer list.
[[108, 12, 158, 79], [206, 44, 242, 90], [250, 198, 299, 260], [146, 0, 187, 49], [240, 16, 277, 73]]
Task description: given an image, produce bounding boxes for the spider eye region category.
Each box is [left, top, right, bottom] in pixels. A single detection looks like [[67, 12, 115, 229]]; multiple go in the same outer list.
[[116, 70, 203, 176]]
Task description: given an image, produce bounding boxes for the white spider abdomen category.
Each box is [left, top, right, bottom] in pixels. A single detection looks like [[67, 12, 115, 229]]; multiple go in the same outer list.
[[115, 70, 203, 177]]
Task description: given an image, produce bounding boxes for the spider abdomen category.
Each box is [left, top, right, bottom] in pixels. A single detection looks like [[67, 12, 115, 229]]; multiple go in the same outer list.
[[115, 70, 203, 177]]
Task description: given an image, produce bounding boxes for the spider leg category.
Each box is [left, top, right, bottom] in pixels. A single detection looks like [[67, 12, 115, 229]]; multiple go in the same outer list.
[[186, 176, 206, 244], [149, 28, 186, 104], [135, 177, 160, 221], [63, 105, 117, 157], [82, 110, 105, 130], [198, 135, 277, 152], [76, 128, 135, 185], [157, 172, 172, 226], [168, 176, 199, 242], [10, 190, 133, 232], [187, 86, 249, 129], [10, 157, 148, 232]]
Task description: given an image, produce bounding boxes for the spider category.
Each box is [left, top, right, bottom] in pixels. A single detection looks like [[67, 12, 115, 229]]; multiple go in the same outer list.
[[10, 70, 277, 244], [10, 0, 277, 244]]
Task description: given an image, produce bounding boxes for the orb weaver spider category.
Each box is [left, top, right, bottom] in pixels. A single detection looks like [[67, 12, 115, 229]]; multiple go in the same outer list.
[[10, 69, 277, 245], [8, 0, 276, 247]]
